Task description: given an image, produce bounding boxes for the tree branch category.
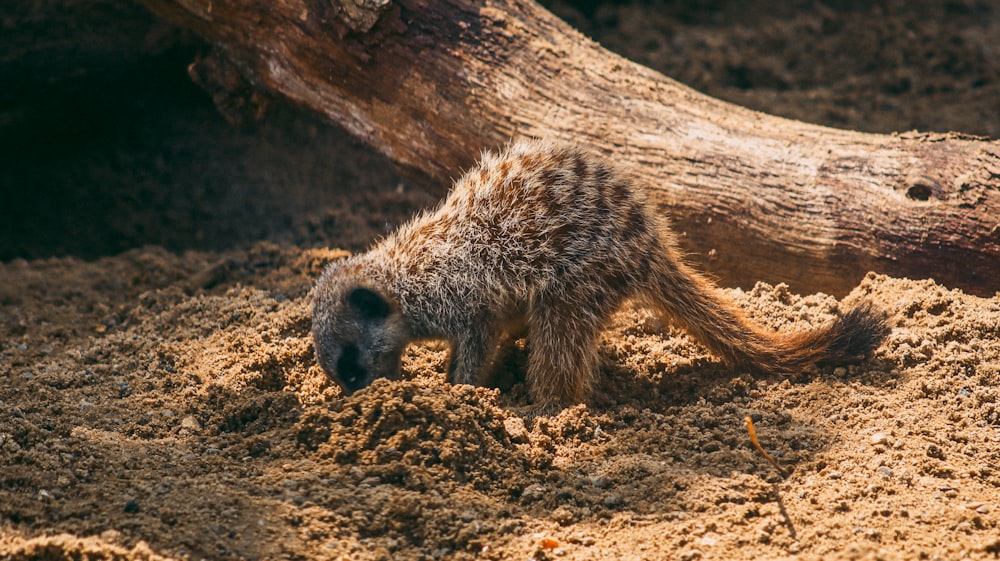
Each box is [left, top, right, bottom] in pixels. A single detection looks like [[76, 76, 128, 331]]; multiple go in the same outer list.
[[140, 0, 1000, 296]]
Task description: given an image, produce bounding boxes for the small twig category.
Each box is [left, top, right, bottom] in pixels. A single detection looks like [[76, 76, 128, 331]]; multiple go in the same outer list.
[[744, 416, 789, 478]]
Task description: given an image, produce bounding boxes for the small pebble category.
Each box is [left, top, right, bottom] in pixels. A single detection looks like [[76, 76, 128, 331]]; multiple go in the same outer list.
[[701, 441, 721, 453], [589, 475, 610, 488], [870, 432, 890, 446], [603, 493, 624, 507], [827, 471, 843, 480], [503, 417, 529, 443], [124, 499, 140, 514], [521, 484, 547, 502], [552, 506, 575, 525], [680, 549, 703, 561], [877, 466, 893, 478], [180, 416, 202, 431], [99, 529, 123, 543], [833, 367, 847, 377], [569, 535, 597, 546]]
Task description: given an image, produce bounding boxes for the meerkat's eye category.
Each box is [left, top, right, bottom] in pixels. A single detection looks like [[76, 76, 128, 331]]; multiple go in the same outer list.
[[336, 343, 365, 388], [347, 287, 391, 320]]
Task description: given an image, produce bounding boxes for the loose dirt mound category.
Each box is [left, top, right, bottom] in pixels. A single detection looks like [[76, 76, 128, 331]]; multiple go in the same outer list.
[[2, 245, 999, 560]]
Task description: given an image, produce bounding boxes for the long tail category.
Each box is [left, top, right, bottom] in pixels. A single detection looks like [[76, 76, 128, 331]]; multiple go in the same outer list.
[[647, 257, 889, 375]]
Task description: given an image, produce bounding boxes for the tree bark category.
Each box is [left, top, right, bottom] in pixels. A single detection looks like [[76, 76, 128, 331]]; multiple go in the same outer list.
[[140, 0, 1000, 297]]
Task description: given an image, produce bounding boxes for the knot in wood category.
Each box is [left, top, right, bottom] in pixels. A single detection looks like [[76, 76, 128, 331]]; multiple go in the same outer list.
[[903, 175, 941, 202]]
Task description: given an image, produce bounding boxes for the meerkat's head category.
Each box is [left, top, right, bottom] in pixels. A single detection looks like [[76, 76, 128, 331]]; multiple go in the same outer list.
[[311, 263, 409, 396]]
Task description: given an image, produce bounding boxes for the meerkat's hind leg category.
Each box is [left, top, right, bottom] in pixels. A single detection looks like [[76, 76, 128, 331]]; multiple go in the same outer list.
[[524, 295, 607, 409]]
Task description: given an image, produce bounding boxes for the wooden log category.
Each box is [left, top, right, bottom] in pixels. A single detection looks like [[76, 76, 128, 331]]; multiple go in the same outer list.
[[140, 0, 1000, 296]]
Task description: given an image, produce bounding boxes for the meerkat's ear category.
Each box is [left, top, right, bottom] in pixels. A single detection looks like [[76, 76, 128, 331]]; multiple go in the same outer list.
[[346, 287, 392, 320]]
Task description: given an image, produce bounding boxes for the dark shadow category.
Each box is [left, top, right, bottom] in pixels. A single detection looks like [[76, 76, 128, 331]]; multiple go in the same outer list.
[[0, 8, 431, 263]]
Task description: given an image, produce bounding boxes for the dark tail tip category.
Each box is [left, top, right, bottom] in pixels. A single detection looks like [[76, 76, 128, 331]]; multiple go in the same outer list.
[[821, 300, 891, 364]]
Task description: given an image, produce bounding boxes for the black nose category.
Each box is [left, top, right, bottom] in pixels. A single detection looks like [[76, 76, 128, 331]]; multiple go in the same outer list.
[[335, 344, 368, 394]]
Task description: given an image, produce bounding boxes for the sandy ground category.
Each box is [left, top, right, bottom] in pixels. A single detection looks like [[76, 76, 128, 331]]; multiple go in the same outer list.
[[3, 0, 1000, 560], [2, 251, 1000, 560]]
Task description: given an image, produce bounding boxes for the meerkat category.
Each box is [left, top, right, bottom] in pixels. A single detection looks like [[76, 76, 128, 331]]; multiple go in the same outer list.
[[311, 139, 889, 409]]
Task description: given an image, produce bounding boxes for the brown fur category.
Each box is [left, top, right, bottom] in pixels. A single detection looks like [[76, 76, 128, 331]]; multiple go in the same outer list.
[[311, 139, 889, 408]]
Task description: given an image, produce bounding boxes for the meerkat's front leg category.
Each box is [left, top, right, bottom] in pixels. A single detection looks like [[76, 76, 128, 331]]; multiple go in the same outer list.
[[447, 322, 503, 386]]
